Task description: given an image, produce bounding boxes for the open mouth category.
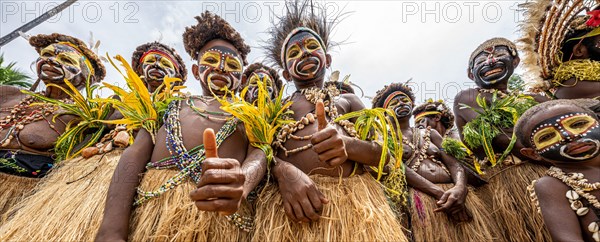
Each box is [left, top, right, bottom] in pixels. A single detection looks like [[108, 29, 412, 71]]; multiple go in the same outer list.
[[296, 57, 320, 74], [147, 69, 165, 79], [208, 73, 232, 91], [395, 106, 411, 117], [484, 67, 504, 77], [40, 64, 64, 81], [560, 139, 600, 160]]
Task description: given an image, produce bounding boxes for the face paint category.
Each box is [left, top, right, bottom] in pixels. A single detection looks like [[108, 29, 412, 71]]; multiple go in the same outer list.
[[530, 112, 600, 162], [140, 50, 179, 90], [470, 46, 515, 88], [36, 43, 91, 87], [284, 32, 327, 81], [198, 46, 243, 94], [383, 91, 413, 119], [245, 69, 276, 103]]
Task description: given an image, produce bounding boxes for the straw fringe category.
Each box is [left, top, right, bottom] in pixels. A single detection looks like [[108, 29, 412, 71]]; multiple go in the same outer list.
[[409, 184, 499, 242], [0, 150, 123, 241], [252, 173, 409, 242], [129, 168, 251, 242], [0, 172, 38, 223], [477, 160, 551, 242]]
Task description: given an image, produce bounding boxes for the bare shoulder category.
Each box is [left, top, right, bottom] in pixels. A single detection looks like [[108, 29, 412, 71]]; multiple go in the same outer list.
[[534, 175, 569, 198], [339, 93, 365, 112], [454, 88, 479, 104]]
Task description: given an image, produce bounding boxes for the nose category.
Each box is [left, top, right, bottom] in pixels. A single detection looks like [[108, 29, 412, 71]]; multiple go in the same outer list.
[[485, 53, 497, 65], [559, 130, 582, 143]]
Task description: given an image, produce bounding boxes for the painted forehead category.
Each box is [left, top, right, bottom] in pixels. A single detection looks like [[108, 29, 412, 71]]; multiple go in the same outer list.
[[202, 45, 241, 58], [286, 31, 322, 49], [474, 45, 511, 59], [42, 43, 80, 54]]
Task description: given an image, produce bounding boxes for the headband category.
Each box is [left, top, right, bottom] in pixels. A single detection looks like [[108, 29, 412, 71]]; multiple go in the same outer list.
[[383, 91, 412, 109], [280, 27, 326, 69], [139, 49, 179, 70], [414, 111, 442, 123]]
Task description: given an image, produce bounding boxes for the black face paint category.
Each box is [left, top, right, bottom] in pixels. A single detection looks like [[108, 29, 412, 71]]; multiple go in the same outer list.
[[245, 70, 277, 103], [384, 92, 413, 119], [470, 46, 516, 88], [197, 45, 243, 94], [284, 31, 327, 83], [531, 112, 600, 162]]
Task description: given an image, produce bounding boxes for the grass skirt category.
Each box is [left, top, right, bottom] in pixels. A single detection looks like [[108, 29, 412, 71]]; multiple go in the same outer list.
[[409, 183, 499, 242], [0, 172, 38, 223], [129, 168, 251, 242], [477, 157, 551, 242], [0, 150, 123, 241], [251, 173, 409, 242]]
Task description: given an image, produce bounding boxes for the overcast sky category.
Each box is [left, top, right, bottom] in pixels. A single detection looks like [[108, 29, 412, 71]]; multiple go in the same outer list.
[[1, 0, 528, 106]]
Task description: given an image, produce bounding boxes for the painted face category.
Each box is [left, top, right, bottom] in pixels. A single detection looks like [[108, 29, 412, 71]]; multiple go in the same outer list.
[[245, 69, 277, 103], [36, 43, 91, 87], [384, 91, 413, 119], [470, 46, 516, 88], [140, 50, 179, 90], [284, 32, 327, 81], [198, 46, 243, 94], [530, 112, 600, 162], [416, 115, 437, 129]]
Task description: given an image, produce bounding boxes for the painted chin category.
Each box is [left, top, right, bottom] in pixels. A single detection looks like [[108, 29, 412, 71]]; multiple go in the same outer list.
[[559, 139, 600, 161], [477, 64, 509, 86], [394, 106, 412, 118]]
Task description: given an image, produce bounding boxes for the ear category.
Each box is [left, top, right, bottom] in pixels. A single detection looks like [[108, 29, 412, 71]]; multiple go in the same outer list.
[[192, 64, 200, 80], [520, 148, 543, 161], [433, 114, 441, 122], [282, 70, 291, 82], [325, 54, 332, 68], [512, 56, 520, 68], [467, 68, 474, 80], [573, 42, 589, 59]]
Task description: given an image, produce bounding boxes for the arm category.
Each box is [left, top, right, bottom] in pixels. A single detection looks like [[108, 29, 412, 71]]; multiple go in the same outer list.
[[405, 168, 445, 200], [342, 136, 389, 167], [535, 176, 584, 242], [95, 129, 154, 241], [430, 130, 467, 189], [240, 146, 267, 200]]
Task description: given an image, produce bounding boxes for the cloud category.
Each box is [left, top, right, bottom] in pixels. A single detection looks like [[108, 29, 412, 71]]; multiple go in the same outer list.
[[1, 0, 528, 105]]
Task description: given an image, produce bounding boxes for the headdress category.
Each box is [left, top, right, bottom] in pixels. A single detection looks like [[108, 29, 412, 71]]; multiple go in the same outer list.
[[29, 33, 106, 82], [264, 0, 345, 69], [519, 0, 600, 92], [131, 41, 188, 81], [413, 99, 455, 129], [468, 37, 518, 69], [372, 82, 415, 109], [183, 11, 250, 65]]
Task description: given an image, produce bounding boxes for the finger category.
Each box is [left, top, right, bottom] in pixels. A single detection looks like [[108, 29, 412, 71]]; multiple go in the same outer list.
[[300, 197, 320, 221], [283, 201, 299, 222], [436, 197, 457, 212], [316, 100, 327, 131], [190, 184, 243, 201], [204, 128, 218, 158], [436, 192, 450, 206], [194, 198, 238, 214], [201, 158, 237, 172], [325, 157, 346, 167], [310, 128, 332, 145], [291, 201, 309, 223], [317, 189, 329, 204], [307, 189, 324, 214], [311, 136, 340, 153], [197, 169, 244, 187]]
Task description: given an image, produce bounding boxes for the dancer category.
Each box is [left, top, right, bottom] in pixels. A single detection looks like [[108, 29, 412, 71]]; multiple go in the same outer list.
[[251, 1, 408, 241], [517, 100, 600, 242], [454, 37, 551, 242], [96, 11, 264, 241], [131, 41, 188, 93], [520, 0, 600, 100], [374, 82, 496, 242], [0, 33, 105, 218]]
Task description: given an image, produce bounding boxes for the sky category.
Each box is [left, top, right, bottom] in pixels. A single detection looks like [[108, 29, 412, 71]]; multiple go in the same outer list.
[[1, 0, 528, 107]]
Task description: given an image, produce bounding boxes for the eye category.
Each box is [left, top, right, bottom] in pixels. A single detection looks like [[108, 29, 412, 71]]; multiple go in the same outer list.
[[41, 51, 53, 57], [227, 62, 239, 70], [571, 119, 590, 129], [61, 56, 76, 65], [538, 132, 556, 143], [289, 50, 300, 58], [161, 59, 174, 69], [205, 57, 218, 64]]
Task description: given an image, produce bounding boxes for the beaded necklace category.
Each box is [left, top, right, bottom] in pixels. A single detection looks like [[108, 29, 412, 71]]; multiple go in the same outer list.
[[273, 87, 357, 156], [135, 100, 237, 205], [187, 96, 232, 121], [403, 127, 450, 175], [1, 94, 71, 147], [547, 166, 600, 241], [477, 88, 508, 99]]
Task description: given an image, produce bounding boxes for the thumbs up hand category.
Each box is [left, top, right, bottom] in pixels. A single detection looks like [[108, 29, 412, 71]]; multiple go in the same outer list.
[[310, 101, 348, 167], [190, 128, 245, 215]]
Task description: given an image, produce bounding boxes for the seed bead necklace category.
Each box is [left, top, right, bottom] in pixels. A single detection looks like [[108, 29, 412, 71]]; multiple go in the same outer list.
[[403, 127, 450, 175], [273, 87, 357, 156]]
